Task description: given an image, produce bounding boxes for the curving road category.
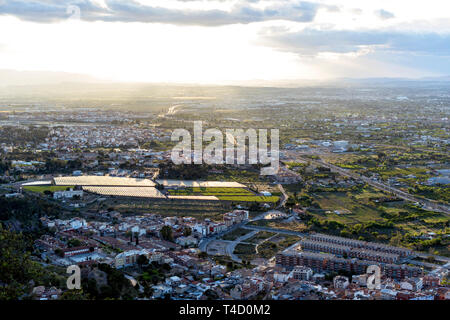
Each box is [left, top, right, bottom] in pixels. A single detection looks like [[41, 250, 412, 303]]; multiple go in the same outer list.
[[276, 183, 288, 209], [226, 230, 259, 263]]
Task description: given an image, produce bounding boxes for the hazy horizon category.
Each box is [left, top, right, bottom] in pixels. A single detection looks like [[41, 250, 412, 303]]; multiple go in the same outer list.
[[2, 68, 450, 89]]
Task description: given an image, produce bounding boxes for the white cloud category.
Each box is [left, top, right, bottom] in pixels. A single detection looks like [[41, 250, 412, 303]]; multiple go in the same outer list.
[[0, 0, 449, 81], [0, 0, 324, 26], [374, 9, 395, 20]]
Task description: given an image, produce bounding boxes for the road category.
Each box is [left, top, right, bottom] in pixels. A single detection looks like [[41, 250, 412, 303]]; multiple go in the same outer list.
[[276, 184, 288, 209], [299, 156, 450, 215], [226, 230, 259, 263], [200, 221, 305, 262], [242, 225, 306, 237], [415, 252, 450, 263]]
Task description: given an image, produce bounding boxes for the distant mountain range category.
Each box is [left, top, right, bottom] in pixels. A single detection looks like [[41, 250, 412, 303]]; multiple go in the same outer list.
[[1, 69, 450, 88]]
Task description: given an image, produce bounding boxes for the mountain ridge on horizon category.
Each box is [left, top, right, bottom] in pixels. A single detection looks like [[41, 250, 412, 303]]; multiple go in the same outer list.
[[1, 69, 450, 88]]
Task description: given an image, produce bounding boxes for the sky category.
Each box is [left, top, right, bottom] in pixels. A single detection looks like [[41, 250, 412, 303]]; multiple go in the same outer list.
[[0, 0, 450, 83]]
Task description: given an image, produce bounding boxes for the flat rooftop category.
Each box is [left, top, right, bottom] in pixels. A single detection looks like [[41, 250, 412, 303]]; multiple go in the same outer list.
[[156, 179, 246, 188], [53, 176, 156, 187], [82, 186, 165, 198]]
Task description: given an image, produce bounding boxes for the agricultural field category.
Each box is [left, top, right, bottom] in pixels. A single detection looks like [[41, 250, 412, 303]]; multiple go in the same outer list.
[[308, 191, 388, 224], [23, 185, 75, 194], [215, 195, 280, 203], [205, 168, 269, 183], [89, 198, 230, 220], [168, 187, 254, 196], [167, 187, 279, 203]]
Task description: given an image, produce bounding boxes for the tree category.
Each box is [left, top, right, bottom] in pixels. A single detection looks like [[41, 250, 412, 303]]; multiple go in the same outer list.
[[0, 226, 46, 299], [183, 227, 192, 237], [55, 248, 64, 258], [137, 255, 148, 268], [160, 226, 173, 241], [67, 238, 82, 248], [59, 289, 89, 300]]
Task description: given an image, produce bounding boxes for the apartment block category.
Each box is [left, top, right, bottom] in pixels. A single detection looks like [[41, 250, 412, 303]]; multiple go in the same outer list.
[[308, 233, 413, 257], [276, 250, 422, 280]]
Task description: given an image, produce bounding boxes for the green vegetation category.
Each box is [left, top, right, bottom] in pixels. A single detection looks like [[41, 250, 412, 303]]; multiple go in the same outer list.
[[301, 199, 450, 256], [212, 255, 252, 271], [259, 183, 450, 256], [257, 235, 300, 259], [0, 226, 66, 300], [167, 186, 278, 203], [138, 262, 171, 297], [216, 195, 279, 203], [159, 162, 269, 183], [234, 243, 256, 256], [285, 162, 308, 170], [247, 231, 276, 244], [234, 234, 300, 261], [160, 225, 174, 242], [95, 198, 230, 221], [82, 263, 139, 300], [221, 228, 252, 241], [408, 185, 450, 203], [168, 187, 253, 196], [23, 185, 75, 194], [0, 196, 63, 233], [0, 126, 49, 147]]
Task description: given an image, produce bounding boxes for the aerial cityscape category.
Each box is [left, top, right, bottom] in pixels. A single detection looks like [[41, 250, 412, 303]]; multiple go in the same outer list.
[[0, 0, 449, 308]]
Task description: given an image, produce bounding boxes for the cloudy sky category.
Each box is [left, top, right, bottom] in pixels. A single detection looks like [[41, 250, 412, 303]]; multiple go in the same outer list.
[[1, 0, 450, 83]]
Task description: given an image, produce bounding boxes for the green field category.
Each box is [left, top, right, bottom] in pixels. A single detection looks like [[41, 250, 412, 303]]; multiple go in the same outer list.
[[216, 195, 279, 203], [168, 187, 279, 203], [309, 191, 386, 224], [23, 185, 75, 194], [168, 187, 254, 196]]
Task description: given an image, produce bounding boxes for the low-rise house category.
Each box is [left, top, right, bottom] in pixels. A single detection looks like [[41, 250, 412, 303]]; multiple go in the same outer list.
[[53, 189, 83, 200], [61, 246, 95, 258], [114, 249, 150, 268], [292, 266, 313, 281], [152, 284, 172, 299], [333, 276, 350, 290], [400, 277, 423, 292], [176, 236, 199, 247]]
